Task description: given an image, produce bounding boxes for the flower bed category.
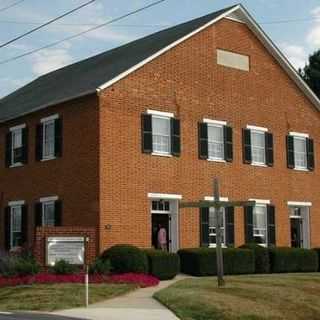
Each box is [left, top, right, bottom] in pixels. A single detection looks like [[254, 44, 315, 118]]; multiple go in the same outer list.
[[0, 273, 159, 288]]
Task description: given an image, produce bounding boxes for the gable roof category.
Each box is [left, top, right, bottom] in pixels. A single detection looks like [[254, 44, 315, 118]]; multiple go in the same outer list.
[[0, 4, 319, 122]]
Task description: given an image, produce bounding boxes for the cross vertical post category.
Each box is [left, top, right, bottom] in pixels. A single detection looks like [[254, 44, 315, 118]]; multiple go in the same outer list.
[[214, 178, 225, 287]]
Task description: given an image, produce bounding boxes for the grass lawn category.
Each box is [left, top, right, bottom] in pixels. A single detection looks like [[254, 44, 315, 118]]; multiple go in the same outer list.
[[0, 283, 136, 311], [154, 274, 320, 320]]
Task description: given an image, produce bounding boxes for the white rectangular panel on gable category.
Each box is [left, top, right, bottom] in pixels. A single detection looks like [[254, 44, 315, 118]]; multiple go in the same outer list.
[[217, 49, 250, 71]]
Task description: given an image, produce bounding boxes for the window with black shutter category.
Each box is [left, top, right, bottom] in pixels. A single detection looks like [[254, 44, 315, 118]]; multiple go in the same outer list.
[[224, 126, 233, 162], [267, 205, 276, 246], [54, 118, 63, 158], [141, 114, 153, 154], [225, 207, 235, 246], [288, 134, 313, 171], [6, 202, 25, 249], [200, 207, 209, 247], [35, 123, 43, 161], [37, 197, 62, 227], [21, 127, 28, 164], [4, 206, 10, 250], [198, 122, 208, 159], [307, 138, 315, 171], [170, 118, 180, 157], [243, 129, 252, 164], [5, 132, 12, 167]]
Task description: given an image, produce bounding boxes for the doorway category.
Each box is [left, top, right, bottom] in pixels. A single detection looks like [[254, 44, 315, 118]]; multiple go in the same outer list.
[[152, 214, 170, 251], [289, 206, 310, 249], [290, 218, 303, 248]]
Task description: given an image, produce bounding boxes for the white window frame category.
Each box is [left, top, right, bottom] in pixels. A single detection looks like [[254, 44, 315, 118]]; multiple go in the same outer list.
[[39, 196, 58, 226], [249, 126, 267, 166], [290, 133, 308, 171], [10, 128, 23, 167], [151, 114, 172, 156], [252, 203, 268, 247], [42, 201, 56, 226], [41, 114, 58, 161], [207, 123, 225, 162], [151, 199, 171, 214], [9, 203, 23, 249]]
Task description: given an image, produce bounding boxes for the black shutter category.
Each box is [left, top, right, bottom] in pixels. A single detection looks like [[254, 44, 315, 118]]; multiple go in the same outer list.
[[267, 205, 276, 247], [35, 202, 43, 227], [265, 132, 274, 167], [198, 122, 208, 160], [21, 127, 28, 164], [35, 123, 43, 161], [141, 114, 152, 153], [5, 132, 12, 167], [54, 118, 63, 158], [286, 135, 295, 169], [4, 206, 11, 251], [243, 129, 252, 164], [21, 205, 28, 245], [200, 207, 209, 247], [54, 200, 62, 226], [244, 206, 254, 244], [225, 207, 234, 246], [171, 118, 180, 157], [307, 138, 315, 171], [224, 126, 233, 162]]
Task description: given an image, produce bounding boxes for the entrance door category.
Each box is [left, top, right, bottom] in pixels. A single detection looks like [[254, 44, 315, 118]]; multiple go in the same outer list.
[[291, 218, 303, 248], [152, 214, 169, 251]]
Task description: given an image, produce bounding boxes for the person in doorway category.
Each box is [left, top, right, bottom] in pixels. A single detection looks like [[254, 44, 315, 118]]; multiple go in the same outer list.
[[157, 224, 167, 251]]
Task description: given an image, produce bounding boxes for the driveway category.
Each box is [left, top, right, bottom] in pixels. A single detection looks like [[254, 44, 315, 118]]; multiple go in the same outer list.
[[53, 275, 188, 320]]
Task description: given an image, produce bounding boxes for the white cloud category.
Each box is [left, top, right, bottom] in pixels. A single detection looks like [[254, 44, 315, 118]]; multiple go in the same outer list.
[[30, 43, 73, 76], [307, 6, 320, 48], [281, 43, 307, 70]]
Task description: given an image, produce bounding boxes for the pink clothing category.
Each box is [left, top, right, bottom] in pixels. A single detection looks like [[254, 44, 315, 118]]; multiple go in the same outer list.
[[158, 227, 167, 244]]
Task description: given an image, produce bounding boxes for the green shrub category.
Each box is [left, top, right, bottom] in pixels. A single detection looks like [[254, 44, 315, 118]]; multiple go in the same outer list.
[[313, 248, 320, 271], [0, 251, 40, 277], [101, 245, 148, 274], [269, 247, 318, 273], [144, 249, 180, 280], [178, 248, 254, 276], [240, 244, 270, 274], [89, 258, 111, 275], [50, 260, 79, 275]]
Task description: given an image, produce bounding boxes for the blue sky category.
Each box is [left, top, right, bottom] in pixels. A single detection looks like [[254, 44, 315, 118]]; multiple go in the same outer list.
[[0, 0, 320, 98]]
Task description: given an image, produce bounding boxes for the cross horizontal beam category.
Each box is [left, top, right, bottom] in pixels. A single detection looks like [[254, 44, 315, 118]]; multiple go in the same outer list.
[[179, 200, 256, 209]]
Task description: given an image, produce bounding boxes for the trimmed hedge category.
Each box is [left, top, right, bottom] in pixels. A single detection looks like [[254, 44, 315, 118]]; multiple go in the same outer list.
[[144, 249, 180, 280], [269, 247, 318, 273], [313, 248, 320, 271], [240, 244, 270, 274], [178, 248, 254, 276], [101, 245, 148, 274]]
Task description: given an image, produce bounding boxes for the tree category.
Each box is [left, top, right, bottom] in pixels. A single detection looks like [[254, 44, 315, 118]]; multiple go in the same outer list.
[[299, 50, 320, 99]]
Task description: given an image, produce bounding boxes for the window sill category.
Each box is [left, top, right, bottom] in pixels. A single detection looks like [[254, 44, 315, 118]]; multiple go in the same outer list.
[[293, 167, 309, 172], [9, 163, 23, 168], [251, 162, 267, 167], [41, 156, 56, 162], [151, 152, 173, 158], [207, 158, 226, 163]]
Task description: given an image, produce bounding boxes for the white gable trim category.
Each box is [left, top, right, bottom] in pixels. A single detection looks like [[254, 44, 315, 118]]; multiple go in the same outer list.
[[97, 5, 240, 92], [97, 5, 320, 113]]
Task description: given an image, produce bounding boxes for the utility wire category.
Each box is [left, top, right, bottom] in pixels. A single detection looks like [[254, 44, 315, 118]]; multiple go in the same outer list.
[[0, 0, 25, 13], [0, 0, 97, 49], [0, 0, 167, 65]]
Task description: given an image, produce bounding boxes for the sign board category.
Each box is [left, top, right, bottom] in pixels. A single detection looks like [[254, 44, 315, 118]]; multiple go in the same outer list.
[[46, 237, 85, 266]]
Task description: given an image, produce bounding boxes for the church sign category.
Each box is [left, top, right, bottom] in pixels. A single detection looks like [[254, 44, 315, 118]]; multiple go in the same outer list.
[[46, 237, 85, 266]]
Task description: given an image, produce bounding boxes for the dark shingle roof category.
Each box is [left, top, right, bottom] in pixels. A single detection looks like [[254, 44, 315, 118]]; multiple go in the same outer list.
[[0, 5, 236, 122]]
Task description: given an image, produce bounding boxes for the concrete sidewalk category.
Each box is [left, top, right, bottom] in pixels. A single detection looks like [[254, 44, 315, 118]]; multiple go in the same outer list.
[[53, 275, 187, 320]]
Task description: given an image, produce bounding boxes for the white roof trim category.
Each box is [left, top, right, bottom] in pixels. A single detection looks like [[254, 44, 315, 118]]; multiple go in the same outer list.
[[96, 5, 320, 113], [97, 5, 240, 92], [288, 201, 312, 207], [148, 193, 182, 200]]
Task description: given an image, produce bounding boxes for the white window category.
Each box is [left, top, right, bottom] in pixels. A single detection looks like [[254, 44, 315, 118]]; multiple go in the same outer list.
[[42, 201, 55, 226], [152, 116, 171, 155], [209, 207, 225, 247], [294, 136, 307, 169], [251, 130, 266, 164], [208, 125, 224, 160], [43, 120, 55, 159], [11, 128, 23, 165], [253, 205, 267, 246], [151, 200, 170, 213], [10, 205, 22, 248]]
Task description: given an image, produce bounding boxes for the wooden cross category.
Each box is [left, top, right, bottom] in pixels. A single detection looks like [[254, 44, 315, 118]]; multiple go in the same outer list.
[[179, 178, 256, 287]]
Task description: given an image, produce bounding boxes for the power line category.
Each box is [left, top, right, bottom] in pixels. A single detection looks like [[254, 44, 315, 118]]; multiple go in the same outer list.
[[0, 0, 167, 65], [0, 0, 25, 13], [0, 0, 97, 49]]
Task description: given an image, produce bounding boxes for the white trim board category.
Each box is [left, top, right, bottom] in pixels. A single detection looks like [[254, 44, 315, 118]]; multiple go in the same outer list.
[[40, 196, 58, 203], [204, 196, 229, 202], [289, 132, 309, 138], [247, 125, 268, 132], [8, 200, 25, 206], [288, 201, 312, 207], [9, 124, 26, 131], [147, 109, 174, 118], [41, 114, 59, 123], [249, 198, 270, 205], [148, 193, 182, 200], [203, 119, 227, 126]]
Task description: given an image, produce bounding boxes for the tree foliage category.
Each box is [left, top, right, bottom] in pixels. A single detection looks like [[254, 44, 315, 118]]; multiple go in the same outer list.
[[299, 49, 320, 99]]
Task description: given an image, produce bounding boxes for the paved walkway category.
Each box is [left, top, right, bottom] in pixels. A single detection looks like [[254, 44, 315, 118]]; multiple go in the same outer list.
[[53, 275, 188, 320]]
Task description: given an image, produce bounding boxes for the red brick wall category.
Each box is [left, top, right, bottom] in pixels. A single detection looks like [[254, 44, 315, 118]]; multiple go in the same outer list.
[[33, 227, 97, 266], [0, 94, 100, 251], [98, 18, 320, 252]]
